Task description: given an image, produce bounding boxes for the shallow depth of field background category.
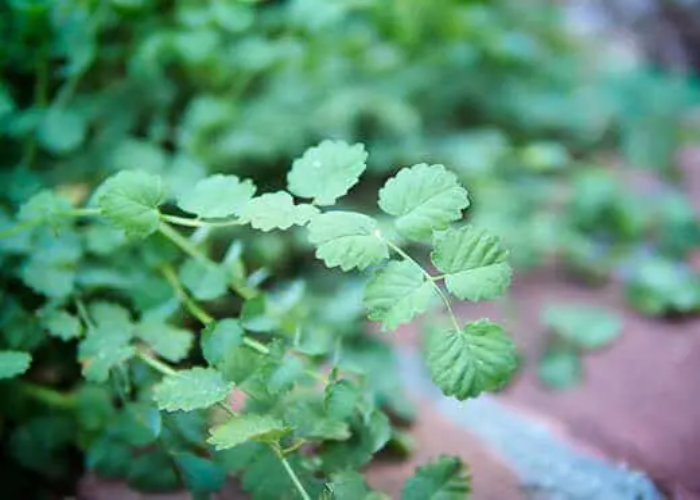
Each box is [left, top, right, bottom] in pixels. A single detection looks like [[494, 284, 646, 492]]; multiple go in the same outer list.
[[1, 0, 700, 498]]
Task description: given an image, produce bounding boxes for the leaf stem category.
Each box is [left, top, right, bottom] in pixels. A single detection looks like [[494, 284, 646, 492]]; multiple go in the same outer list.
[[18, 382, 75, 409], [158, 222, 210, 263], [379, 234, 461, 332], [136, 350, 178, 377], [273, 445, 312, 500], [161, 264, 215, 325], [0, 208, 101, 239], [75, 298, 96, 330], [161, 214, 243, 229], [160, 265, 271, 356]]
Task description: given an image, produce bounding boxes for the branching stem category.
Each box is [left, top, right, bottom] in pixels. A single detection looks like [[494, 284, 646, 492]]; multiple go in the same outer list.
[[158, 222, 209, 263], [273, 445, 312, 500], [379, 234, 461, 332], [136, 350, 178, 377]]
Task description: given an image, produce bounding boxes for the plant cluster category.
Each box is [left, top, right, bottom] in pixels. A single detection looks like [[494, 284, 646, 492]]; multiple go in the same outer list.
[[0, 140, 515, 498]]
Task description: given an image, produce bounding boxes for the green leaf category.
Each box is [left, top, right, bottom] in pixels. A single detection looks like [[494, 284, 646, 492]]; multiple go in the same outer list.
[[0, 350, 32, 379], [325, 471, 373, 499], [402, 455, 471, 500], [20, 259, 75, 298], [37, 107, 86, 155], [127, 449, 179, 491], [324, 379, 360, 420], [153, 367, 233, 412], [177, 174, 256, 218], [287, 140, 367, 205], [238, 191, 318, 231], [40, 309, 83, 340], [543, 305, 622, 350], [308, 212, 389, 271], [96, 170, 165, 238], [425, 320, 517, 400], [136, 319, 193, 362], [378, 164, 469, 240], [364, 260, 437, 331], [173, 452, 227, 493], [179, 258, 228, 301], [207, 414, 289, 451], [431, 226, 511, 302], [18, 190, 73, 232], [201, 319, 243, 367], [89, 301, 133, 331], [78, 327, 135, 383], [538, 348, 581, 390]]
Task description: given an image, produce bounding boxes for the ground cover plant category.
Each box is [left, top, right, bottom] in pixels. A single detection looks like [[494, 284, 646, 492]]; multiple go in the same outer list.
[[2, 0, 700, 496], [0, 140, 516, 498]]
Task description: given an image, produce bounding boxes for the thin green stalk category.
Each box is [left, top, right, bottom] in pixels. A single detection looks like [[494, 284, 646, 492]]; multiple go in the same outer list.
[[161, 264, 215, 325], [0, 208, 100, 239], [158, 222, 210, 263], [136, 350, 178, 377], [75, 298, 96, 330], [161, 214, 243, 229], [19, 382, 75, 409], [22, 43, 49, 170], [379, 233, 461, 332], [274, 446, 312, 500], [160, 265, 271, 356]]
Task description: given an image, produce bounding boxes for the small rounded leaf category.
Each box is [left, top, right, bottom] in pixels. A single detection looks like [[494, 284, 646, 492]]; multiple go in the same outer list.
[[431, 225, 511, 302], [177, 174, 256, 218], [364, 260, 437, 331], [307, 211, 388, 271], [96, 171, 165, 238], [379, 164, 469, 241], [426, 320, 517, 400], [287, 140, 367, 205], [0, 351, 32, 379]]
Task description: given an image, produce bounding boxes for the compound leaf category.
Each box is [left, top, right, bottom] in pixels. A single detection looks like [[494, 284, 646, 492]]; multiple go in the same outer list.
[[431, 226, 511, 302], [287, 140, 367, 205], [238, 191, 318, 231], [177, 174, 256, 219], [402, 455, 471, 500], [308, 212, 388, 271], [207, 414, 289, 451], [426, 320, 517, 400], [153, 367, 233, 412], [96, 170, 165, 238], [379, 164, 469, 241], [0, 350, 32, 379], [364, 260, 437, 331]]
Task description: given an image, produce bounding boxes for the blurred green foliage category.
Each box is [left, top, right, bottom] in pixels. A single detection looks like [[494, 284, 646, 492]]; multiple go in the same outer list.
[[2, 0, 700, 495]]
